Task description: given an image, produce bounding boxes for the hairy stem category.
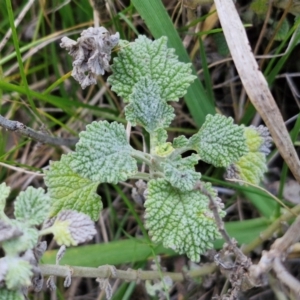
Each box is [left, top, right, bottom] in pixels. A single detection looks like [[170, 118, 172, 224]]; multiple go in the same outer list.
[[40, 263, 216, 282], [131, 149, 152, 166]]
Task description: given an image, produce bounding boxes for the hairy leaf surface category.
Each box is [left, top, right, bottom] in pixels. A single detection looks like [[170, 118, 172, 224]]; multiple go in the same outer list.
[[144, 179, 221, 262], [172, 135, 189, 148], [162, 154, 201, 191], [45, 154, 102, 221], [70, 121, 137, 184], [50, 210, 97, 246], [0, 182, 10, 213], [108, 36, 196, 102], [189, 114, 247, 167], [14, 187, 50, 226], [125, 77, 174, 132], [4, 257, 32, 290], [225, 126, 271, 184]]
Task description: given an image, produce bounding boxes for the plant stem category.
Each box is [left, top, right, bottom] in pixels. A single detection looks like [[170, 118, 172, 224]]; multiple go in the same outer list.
[[40, 263, 216, 282], [131, 149, 152, 166]]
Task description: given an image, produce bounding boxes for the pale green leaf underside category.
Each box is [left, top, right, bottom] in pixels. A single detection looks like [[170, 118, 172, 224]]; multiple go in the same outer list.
[[14, 187, 50, 226], [0, 182, 10, 213], [225, 126, 270, 185], [162, 154, 201, 191], [108, 36, 196, 102], [145, 179, 221, 262], [125, 77, 174, 132], [236, 152, 267, 184], [226, 152, 267, 185], [44, 154, 102, 221], [189, 114, 247, 167], [5, 258, 32, 290], [70, 121, 137, 184]]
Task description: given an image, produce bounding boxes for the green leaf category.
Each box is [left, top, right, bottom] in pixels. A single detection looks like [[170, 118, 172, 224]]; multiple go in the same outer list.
[[70, 121, 137, 184], [44, 154, 102, 221], [2, 222, 38, 255], [250, 0, 268, 15], [273, 19, 290, 41], [108, 36, 196, 102], [151, 128, 169, 154], [144, 179, 221, 262], [154, 142, 174, 157], [49, 210, 97, 247], [42, 238, 176, 266], [131, 0, 216, 126], [162, 154, 201, 191], [0, 182, 10, 214], [0, 288, 24, 300], [4, 257, 32, 290], [125, 77, 175, 132], [172, 135, 189, 148], [212, 33, 230, 57], [189, 114, 247, 167], [229, 153, 267, 185], [225, 126, 271, 185], [14, 187, 50, 226]]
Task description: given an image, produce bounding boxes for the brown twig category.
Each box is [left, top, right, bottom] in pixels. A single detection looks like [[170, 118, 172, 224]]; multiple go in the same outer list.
[[273, 257, 300, 296], [249, 215, 300, 295], [0, 114, 78, 147]]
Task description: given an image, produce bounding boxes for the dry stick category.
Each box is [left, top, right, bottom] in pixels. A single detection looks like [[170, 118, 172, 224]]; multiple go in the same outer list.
[[271, 214, 300, 254], [249, 215, 300, 295], [213, 0, 300, 183], [0, 114, 78, 147], [273, 257, 300, 295]]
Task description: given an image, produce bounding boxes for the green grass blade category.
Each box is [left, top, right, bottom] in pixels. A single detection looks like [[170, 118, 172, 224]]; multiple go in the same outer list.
[[131, 0, 216, 126], [5, 0, 39, 119], [42, 238, 175, 266], [214, 217, 270, 248], [42, 217, 269, 267]]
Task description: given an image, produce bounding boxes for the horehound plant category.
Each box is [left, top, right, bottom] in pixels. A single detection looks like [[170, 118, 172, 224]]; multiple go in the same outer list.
[[0, 27, 271, 299]]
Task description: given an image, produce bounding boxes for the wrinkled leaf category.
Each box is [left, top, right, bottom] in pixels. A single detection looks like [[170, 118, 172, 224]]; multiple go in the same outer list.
[[71, 121, 137, 184], [2, 222, 38, 255], [225, 126, 271, 185], [45, 154, 102, 221], [125, 77, 174, 132], [14, 187, 50, 226], [172, 135, 189, 148], [144, 179, 222, 262], [4, 257, 32, 290], [189, 114, 247, 167], [108, 36, 196, 102], [162, 154, 201, 191], [49, 210, 97, 246]]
